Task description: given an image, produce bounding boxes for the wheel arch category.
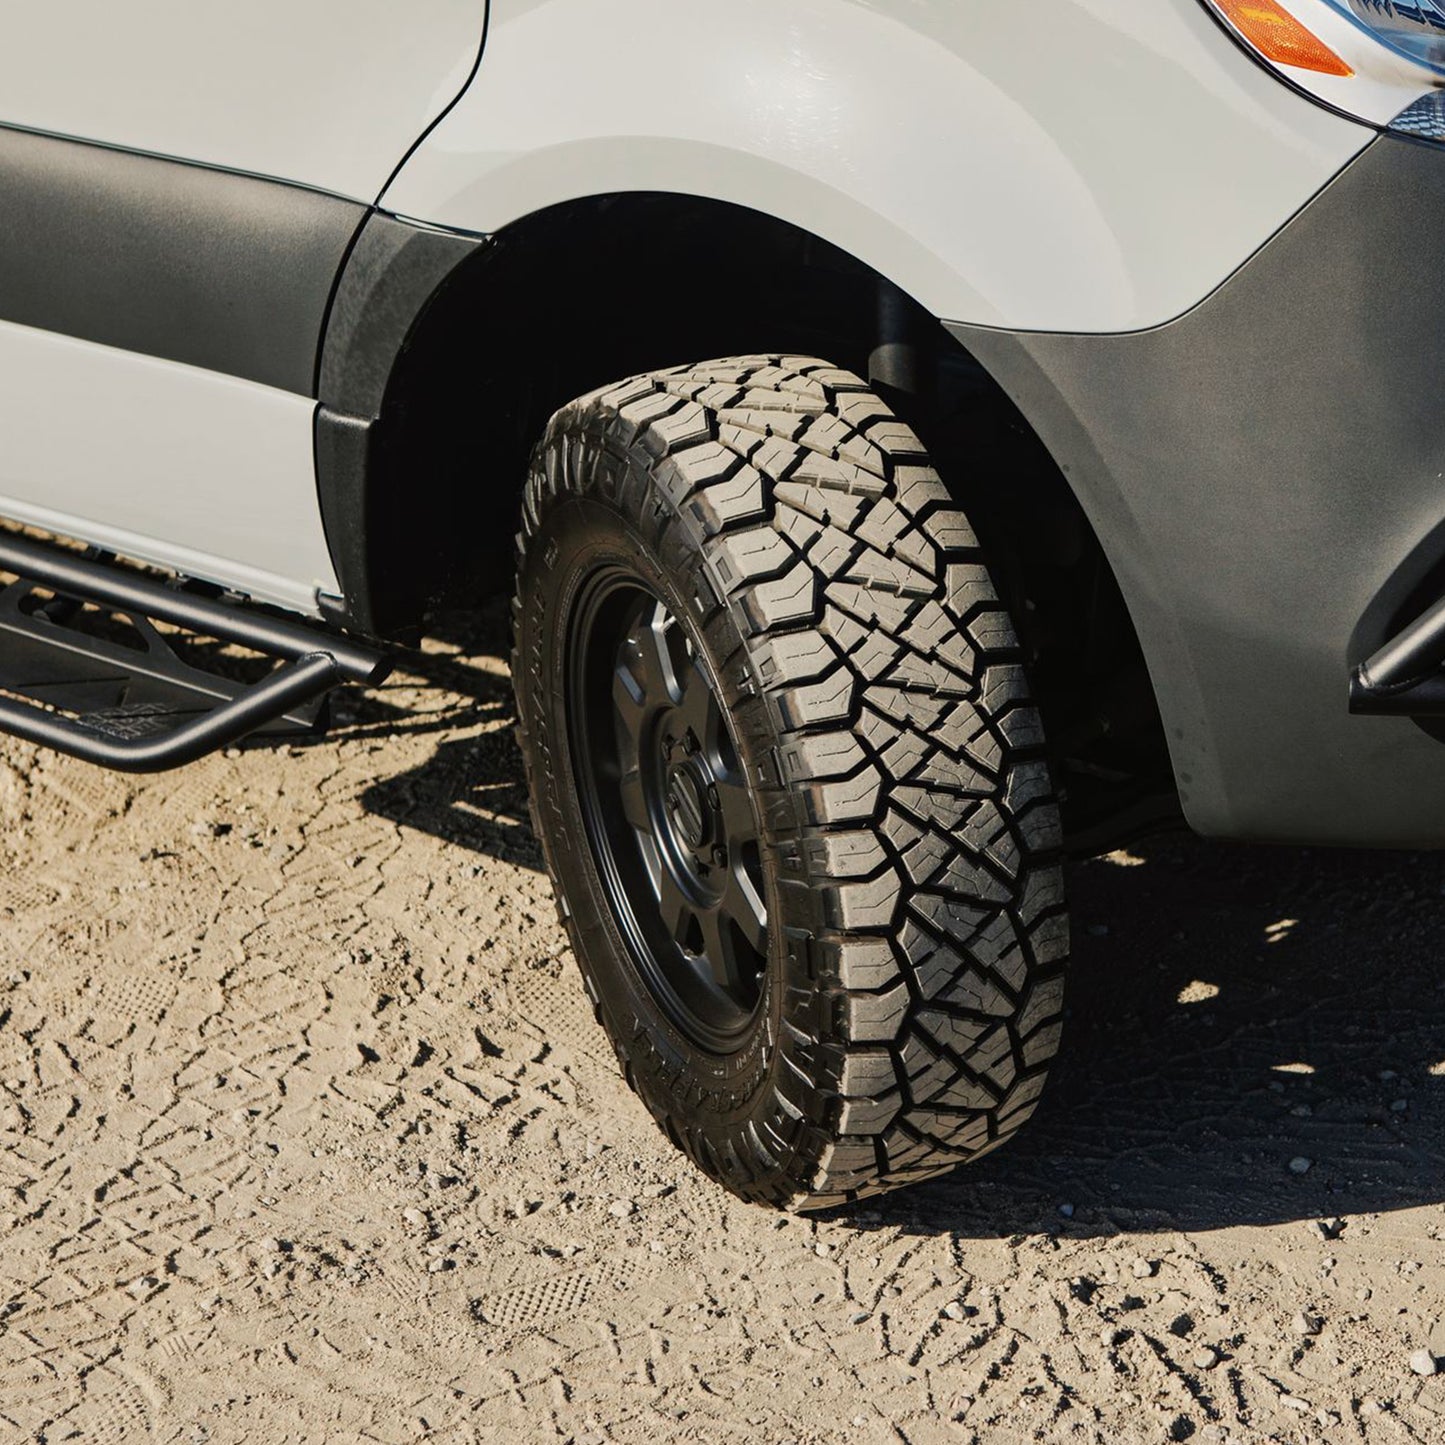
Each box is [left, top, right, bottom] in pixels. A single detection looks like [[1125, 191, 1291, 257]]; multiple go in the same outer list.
[[376, 0, 1366, 335], [318, 190, 1179, 846]]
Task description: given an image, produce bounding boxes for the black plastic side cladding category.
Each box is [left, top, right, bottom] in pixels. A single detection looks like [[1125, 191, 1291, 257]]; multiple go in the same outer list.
[[314, 212, 486, 633], [317, 211, 484, 416], [0, 123, 364, 395], [314, 409, 377, 629]]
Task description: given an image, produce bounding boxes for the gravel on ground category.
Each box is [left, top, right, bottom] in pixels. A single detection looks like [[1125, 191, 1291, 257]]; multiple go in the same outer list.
[[4, 601, 1445, 1443]]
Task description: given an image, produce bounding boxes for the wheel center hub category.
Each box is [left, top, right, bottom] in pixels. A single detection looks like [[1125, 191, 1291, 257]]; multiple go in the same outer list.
[[665, 761, 711, 852]]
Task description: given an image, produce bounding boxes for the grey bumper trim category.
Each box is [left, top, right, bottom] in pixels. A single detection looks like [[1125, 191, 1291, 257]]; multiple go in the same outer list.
[[950, 132, 1445, 845]]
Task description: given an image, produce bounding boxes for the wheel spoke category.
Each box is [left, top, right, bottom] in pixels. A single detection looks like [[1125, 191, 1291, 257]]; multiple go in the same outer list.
[[640, 602, 687, 705], [675, 653, 715, 744], [611, 661, 648, 749], [615, 599, 679, 722], [656, 871, 694, 947], [618, 767, 650, 832], [696, 905, 742, 993], [714, 773, 758, 852], [721, 864, 769, 957]]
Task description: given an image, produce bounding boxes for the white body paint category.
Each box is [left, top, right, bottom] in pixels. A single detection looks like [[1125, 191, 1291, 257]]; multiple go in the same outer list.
[[0, 0, 487, 201], [0, 321, 336, 614], [1, 0, 1379, 604], [383, 0, 1370, 334]]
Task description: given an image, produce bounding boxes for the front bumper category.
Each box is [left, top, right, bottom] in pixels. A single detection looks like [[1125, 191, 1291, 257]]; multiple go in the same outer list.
[[952, 131, 1445, 846]]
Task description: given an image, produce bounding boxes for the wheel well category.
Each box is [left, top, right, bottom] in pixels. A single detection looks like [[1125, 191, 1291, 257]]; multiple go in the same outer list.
[[372, 192, 1177, 847]]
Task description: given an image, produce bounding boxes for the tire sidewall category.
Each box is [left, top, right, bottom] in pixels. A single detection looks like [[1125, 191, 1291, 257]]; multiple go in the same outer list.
[[515, 467, 794, 1130]]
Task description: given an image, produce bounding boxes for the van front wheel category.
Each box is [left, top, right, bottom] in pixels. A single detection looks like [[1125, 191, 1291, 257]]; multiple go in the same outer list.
[[512, 355, 1068, 1207]]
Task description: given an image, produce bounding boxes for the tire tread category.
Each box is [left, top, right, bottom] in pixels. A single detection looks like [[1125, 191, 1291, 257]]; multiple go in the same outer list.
[[516, 355, 1067, 1208]]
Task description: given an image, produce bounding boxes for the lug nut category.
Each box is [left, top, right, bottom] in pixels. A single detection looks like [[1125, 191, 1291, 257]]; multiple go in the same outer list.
[[712, 846, 728, 866]]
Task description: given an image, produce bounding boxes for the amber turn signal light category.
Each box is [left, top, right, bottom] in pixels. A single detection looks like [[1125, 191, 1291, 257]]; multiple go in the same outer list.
[[1212, 0, 1354, 76]]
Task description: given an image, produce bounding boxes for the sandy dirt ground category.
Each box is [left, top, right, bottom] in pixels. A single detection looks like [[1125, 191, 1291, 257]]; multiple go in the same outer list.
[[4, 599, 1445, 1445]]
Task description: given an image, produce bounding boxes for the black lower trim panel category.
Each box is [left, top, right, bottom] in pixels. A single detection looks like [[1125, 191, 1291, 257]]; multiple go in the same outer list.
[[952, 132, 1445, 845], [0, 123, 365, 394]]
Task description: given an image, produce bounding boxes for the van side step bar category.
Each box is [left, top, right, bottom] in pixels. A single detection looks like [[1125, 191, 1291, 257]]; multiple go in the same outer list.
[[0, 531, 391, 772], [1350, 592, 1445, 716]]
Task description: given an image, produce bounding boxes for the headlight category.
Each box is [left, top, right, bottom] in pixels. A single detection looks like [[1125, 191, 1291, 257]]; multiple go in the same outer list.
[[1333, 2, 1445, 72], [1202, 0, 1445, 138]]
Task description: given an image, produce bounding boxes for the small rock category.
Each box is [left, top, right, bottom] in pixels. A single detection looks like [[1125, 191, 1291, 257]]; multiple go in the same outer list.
[[1391, 1099, 1409, 1113], [1130, 1257, 1157, 1280], [1058, 1202, 1075, 1219], [401, 1208, 426, 1228], [1410, 1349, 1438, 1377], [1379, 1070, 1399, 1082], [849, 1311, 870, 1325], [426, 1256, 453, 1274], [1289, 1157, 1313, 1175], [1192, 1346, 1220, 1371], [942, 1301, 967, 1321], [1290, 1103, 1313, 1117], [125, 1276, 158, 1299], [1085, 923, 1110, 938], [1293, 1311, 1323, 1336], [607, 1200, 635, 1219]]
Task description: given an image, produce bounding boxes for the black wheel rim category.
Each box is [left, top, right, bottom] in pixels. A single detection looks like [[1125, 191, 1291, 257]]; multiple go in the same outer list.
[[567, 570, 769, 1053]]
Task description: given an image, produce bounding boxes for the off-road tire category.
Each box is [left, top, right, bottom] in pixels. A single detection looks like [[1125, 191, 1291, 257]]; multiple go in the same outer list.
[[512, 355, 1067, 1208]]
